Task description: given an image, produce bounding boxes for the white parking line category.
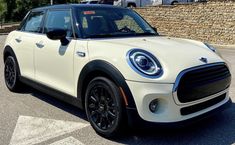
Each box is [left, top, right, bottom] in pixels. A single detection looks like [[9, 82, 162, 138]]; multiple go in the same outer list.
[[9, 116, 89, 145], [50, 136, 85, 145]]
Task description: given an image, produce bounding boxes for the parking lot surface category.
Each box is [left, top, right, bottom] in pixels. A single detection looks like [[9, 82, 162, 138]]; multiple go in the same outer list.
[[0, 35, 235, 145]]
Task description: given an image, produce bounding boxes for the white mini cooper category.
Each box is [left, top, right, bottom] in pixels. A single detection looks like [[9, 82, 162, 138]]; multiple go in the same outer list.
[[3, 4, 232, 137]]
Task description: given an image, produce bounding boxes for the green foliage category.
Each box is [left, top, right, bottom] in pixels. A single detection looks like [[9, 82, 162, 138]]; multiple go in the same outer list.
[[13, 0, 32, 21], [0, 0, 81, 22], [0, 0, 6, 20], [3, 0, 16, 22]]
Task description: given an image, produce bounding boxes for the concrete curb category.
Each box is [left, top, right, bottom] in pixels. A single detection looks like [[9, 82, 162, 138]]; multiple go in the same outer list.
[[213, 44, 235, 49], [0, 33, 8, 35]]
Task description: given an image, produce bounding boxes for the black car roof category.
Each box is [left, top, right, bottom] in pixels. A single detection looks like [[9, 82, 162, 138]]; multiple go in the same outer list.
[[32, 4, 126, 11]]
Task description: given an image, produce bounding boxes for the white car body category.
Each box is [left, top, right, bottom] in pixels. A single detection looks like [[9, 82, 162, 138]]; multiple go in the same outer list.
[[3, 4, 231, 136], [6, 32, 231, 121]]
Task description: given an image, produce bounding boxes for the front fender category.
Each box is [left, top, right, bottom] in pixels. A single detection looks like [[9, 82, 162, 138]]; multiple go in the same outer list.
[[77, 60, 136, 109]]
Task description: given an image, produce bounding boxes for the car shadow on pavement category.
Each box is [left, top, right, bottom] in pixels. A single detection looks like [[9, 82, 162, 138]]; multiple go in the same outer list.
[[19, 87, 235, 145], [113, 103, 235, 145], [21, 87, 88, 122]]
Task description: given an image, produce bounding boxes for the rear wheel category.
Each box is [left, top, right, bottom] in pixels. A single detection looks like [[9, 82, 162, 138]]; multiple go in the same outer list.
[[85, 77, 126, 137], [4, 56, 22, 92]]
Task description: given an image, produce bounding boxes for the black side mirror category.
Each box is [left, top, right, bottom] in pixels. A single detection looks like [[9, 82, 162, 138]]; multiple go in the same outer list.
[[46, 29, 69, 46]]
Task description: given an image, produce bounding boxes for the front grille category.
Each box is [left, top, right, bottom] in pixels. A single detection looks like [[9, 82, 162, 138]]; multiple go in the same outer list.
[[177, 64, 231, 103], [180, 93, 226, 115]]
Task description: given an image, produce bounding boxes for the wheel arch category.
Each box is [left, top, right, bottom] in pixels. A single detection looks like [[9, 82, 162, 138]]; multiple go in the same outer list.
[[3, 45, 21, 75], [77, 60, 136, 109]]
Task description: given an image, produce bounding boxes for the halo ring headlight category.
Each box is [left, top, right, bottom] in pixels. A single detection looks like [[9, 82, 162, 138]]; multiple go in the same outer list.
[[127, 49, 163, 78]]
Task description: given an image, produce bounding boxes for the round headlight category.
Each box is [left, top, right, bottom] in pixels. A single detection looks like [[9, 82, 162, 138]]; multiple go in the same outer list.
[[127, 49, 162, 78]]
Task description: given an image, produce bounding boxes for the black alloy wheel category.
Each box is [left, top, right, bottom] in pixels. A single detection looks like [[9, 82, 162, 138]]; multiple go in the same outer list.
[[85, 77, 125, 137], [4, 56, 21, 92]]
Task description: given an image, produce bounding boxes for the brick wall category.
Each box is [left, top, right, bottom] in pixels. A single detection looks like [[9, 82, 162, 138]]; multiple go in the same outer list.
[[134, 1, 235, 45]]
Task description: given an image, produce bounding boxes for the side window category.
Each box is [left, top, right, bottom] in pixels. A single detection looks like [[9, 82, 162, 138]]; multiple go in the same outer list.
[[44, 10, 73, 37], [23, 11, 44, 33], [18, 11, 30, 31]]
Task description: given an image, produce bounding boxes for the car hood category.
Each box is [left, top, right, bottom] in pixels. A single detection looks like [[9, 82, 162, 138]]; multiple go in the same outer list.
[[87, 36, 225, 83]]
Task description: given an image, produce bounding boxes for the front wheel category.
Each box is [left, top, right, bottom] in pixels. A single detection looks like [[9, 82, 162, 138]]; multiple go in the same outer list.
[[4, 56, 22, 92], [85, 77, 126, 137]]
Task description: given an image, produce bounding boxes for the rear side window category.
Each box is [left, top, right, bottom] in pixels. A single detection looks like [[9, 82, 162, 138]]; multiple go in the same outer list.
[[44, 10, 73, 37], [22, 11, 44, 33]]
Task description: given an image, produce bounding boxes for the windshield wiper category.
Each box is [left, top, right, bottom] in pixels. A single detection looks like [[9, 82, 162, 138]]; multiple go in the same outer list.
[[84, 32, 158, 38], [85, 33, 115, 38], [135, 32, 158, 36]]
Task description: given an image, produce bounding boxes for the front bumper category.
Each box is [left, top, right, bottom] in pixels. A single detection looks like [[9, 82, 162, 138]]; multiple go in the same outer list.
[[126, 80, 231, 123], [126, 98, 232, 128]]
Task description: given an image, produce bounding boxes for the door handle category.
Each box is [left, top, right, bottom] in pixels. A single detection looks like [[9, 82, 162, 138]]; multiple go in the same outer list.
[[76, 51, 86, 57], [15, 38, 22, 43], [36, 42, 44, 48]]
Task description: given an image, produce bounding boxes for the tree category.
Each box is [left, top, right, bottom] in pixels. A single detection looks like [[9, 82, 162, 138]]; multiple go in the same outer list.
[[13, 0, 32, 21], [0, 0, 6, 22], [1, 0, 81, 22], [13, 0, 50, 21], [3, 0, 16, 22]]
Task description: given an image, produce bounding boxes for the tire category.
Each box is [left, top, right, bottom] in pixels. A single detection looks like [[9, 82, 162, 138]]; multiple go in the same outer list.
[[85, 77, 126, 137], [4, 56, 22, 92]]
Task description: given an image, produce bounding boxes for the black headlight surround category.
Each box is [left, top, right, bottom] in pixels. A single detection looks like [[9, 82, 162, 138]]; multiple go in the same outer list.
[[127, 49, 163, 78]]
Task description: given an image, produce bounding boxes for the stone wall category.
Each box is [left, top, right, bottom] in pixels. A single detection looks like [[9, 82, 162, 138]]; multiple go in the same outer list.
[[134, 1, 235, 45]]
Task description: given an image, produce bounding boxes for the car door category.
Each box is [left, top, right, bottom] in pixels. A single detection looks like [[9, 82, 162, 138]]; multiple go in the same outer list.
[[34, 9, 76, 96], [13, 11, 45, 80]]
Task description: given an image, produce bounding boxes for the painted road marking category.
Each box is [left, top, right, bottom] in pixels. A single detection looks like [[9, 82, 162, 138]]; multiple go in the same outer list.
[[50, 136, 85, 145], [9, 116, 89, 145]]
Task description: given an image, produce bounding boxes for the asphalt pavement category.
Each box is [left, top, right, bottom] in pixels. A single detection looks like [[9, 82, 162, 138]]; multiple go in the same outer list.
[[0, 35, 235, 145]]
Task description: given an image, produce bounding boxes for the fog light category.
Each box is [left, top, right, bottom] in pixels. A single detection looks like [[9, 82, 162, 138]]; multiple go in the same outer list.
[[149, 99, 159, 113]]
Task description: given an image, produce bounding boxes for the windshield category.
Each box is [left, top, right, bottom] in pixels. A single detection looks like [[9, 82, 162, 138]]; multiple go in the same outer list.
[[76, 7, 158, 38]]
